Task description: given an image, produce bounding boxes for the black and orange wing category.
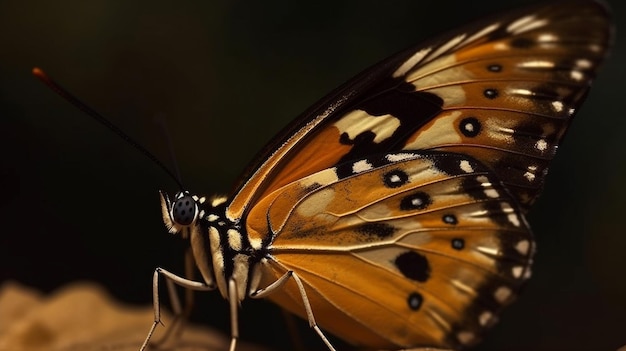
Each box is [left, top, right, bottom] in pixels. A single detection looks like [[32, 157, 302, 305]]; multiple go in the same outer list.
[[221, 1, 610, 350], [227, 0, 611, 223]]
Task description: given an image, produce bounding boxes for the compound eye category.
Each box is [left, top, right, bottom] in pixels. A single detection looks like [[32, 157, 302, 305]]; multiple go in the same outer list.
[[172, 195, 196, 225]]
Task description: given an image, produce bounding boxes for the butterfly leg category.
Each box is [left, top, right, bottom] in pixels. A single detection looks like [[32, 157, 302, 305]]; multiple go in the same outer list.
[[228, 278, 239, 351], [251, 271, 337, 351], [139, 267, 214, 351], [150, 249, 198, 348]]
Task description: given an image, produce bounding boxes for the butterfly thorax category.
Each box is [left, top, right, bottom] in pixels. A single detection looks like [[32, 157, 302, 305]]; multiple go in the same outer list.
[[160, 191, 269, 302]]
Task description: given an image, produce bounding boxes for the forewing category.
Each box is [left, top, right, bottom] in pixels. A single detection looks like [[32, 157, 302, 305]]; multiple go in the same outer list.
[[227, 0, 611, 219]]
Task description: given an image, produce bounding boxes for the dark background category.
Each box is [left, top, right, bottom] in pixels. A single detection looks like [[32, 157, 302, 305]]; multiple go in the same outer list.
[[1, 0, 625, 350]]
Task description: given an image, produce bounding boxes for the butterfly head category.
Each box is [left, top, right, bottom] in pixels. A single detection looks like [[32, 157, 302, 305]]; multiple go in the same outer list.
[[160, 190, 259, 301], [159, 190, 209, 238]]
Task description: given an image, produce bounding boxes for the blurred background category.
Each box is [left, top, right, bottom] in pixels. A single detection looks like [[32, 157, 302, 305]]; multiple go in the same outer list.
[[1, 0, 625, 350]]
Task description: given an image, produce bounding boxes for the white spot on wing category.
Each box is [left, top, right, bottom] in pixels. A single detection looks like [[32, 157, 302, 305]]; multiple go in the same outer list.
[[535, 139, 548, 152], [512, 265, 524, 278], [411, 197, 425, 208], [476, 175, 498, 198], [457, 331, 476, 345], [479, 311, 495, 326], [551, 101, 564, 112], [428, 34, 467, 61], [494, 286, 512, 303], [507, 15, 536, 33], [386, 153, 418, 162], [524, 266, 533, 279], [576, 59, 592, 69], [393, 47, 432, 78], [352, 160, 373, 173], [335, 110, 400, 144], [589, 44, 602, 52], [509, 88, 534, 96], [207, 214, 219, 222], [459, 160, 474, 173], [389, 174, 402, 184], [464, 23, 500, 45], [507, 15, 548, 34], [494, 42, 509, 50], [518, 60, 555, 68], [523, 171, 536, 182], [515, 240, 530, 255], [537, 33, 558, 42], [476, 245, 500, 258], [463, 121, 476, 134], [570, 70, 584, 81], [500, 202, 521, 227], [451, 279, 473, 295]]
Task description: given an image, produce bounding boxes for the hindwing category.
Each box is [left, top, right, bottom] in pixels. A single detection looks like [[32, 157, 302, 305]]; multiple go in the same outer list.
[[254, 152, 533, 349]]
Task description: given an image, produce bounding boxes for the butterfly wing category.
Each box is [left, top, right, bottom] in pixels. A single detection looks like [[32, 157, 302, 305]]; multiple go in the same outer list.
[[255, 151, 533, 349], [221, 0, 611, 349], [228, 0, 611, 222]]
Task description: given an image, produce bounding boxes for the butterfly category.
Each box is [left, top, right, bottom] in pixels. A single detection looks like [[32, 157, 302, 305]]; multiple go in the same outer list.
[[149, 1, 612, 350]]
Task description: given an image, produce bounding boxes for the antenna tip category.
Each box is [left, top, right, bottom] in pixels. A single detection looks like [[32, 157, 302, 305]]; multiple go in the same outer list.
[[32, 67, 50, 82], [32, 67, 54, 85]]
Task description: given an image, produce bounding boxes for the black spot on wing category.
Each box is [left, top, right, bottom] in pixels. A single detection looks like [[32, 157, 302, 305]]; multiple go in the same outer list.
[[428, 152, 486, 176], [487, 64, 502, 72], [400, 192, 432, 211], [443, 214, 458, 225], [452, 238, 465, 250], [303, 182, 322, 192], [483, 88, 499, 99], [335, 162, 355, 179], [359, 81, 437, 119], [459, 117, 482, 137], [395, 251, 431, 282], [356, 223, 396, 238], [336, 76, 444, 163], [383, 169, 409, 188], [339, 130, 376, 146], [408, 292, 423, 311]]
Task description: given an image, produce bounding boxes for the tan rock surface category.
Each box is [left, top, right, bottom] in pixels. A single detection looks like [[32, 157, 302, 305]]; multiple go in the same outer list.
[[0, 281, 265, 351]]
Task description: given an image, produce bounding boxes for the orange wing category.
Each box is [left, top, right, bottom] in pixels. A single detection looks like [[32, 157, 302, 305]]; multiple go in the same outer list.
[[226, 0, 611, 221], [217, 1, 610, 350], [254, 152, 533, 349]]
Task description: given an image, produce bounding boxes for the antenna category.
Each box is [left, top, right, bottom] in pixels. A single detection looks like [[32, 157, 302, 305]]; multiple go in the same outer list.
[[32, 67, 185, 190]]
